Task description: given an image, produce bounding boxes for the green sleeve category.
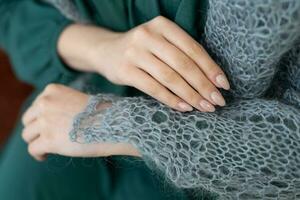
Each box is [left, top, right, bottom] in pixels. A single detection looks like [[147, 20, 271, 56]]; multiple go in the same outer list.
[[0, 0, 80, 89]]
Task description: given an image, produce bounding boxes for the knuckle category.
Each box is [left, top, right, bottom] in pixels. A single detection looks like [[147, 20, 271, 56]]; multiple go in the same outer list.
[[195, 43, 205, 54], [151, 16, 168, 26], [146, 84, 160, 97], [136, 79, 161, 98], [132, 26, 151, 40], [182, 64, 195, 73], [38, 96, 51, 109], [167, 96, 181, 108], [187, 42, 201, 56], [124, 46, 138, 59], [162, 70, 177, 84], [176, 56, 193, 70]]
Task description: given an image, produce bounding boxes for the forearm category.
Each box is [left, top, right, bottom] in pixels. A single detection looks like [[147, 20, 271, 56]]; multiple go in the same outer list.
[[71, 94, 300, 199], [57, 23, 121, 74]]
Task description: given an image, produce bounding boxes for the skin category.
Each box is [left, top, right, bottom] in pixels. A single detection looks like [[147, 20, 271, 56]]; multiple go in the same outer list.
[[23, 16, 231, 160], [22, 84, 141, 161], [58, 16, 230, 113]]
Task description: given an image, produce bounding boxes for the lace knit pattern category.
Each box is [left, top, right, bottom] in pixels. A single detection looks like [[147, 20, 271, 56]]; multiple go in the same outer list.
[[46, 0, 300, 199], [71, 95, 300, 200], [204, 0, 300, 98]]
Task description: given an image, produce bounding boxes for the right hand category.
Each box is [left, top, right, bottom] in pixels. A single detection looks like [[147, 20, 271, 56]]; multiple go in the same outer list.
[[59, 16, 230, 112]]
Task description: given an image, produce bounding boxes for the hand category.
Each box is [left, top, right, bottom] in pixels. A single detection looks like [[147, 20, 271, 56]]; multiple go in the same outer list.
[[21, 84, 140, 161], [93, 16, 230, 112], [58, 16, 230, 113]]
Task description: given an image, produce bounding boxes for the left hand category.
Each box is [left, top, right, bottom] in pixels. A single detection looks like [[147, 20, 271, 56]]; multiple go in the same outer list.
[[21, 84, 140, 161]]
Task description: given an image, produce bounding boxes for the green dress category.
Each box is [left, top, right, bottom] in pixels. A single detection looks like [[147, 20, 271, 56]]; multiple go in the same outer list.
[[0, 0, 211, 199]]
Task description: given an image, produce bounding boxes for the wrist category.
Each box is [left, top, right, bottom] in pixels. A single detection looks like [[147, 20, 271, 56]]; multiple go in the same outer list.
[[88, 31, 122, 75], [57, 23, 120, 74], [105, 143, 141, 157]]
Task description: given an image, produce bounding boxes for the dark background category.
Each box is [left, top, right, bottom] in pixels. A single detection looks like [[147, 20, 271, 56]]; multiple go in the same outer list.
[[0, 50, 33, 146]]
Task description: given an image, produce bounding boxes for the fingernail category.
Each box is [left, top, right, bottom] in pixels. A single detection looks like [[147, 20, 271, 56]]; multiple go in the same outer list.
[[210, 92, 226, 106], [177, 102, 193, 112], [199, 100, 215, 112], [216, 74, 230, 90]]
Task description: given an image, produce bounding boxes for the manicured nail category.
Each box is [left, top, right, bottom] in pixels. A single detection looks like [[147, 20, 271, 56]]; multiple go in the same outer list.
[[177, 102, 193, 112], [199, 100, 215, 112], [216, 74, 230, 90], [210, 92, 226, 106]]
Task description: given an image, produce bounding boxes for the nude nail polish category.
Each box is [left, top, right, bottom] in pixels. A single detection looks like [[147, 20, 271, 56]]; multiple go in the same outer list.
[[216, 74, 230, 90], [177, 102, 193, 112], [210, 92, 226, 106], [199, 100, 215, 112]]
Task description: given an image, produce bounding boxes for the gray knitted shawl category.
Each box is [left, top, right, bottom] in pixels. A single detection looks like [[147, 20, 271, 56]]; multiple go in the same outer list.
[[45, 1, 300, 199]]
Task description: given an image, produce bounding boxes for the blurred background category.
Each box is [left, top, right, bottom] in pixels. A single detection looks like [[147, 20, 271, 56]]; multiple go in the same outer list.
[[0, 49, 32, 146]]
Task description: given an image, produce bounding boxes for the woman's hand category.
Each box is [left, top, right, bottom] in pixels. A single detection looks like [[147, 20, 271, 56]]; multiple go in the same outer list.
[[58, 16, 230, 113], [21, 84, 140, 161]]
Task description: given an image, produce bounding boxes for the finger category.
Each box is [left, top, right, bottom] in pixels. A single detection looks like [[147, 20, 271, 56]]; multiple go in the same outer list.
[[146, 36, 225, 107], [22, 89, 48, 125], [155, 17, 230, 90], [126, 68, 202, 112], [134, 50, 216, 112], [22, 105, 39, 126], [28, 138, 47, 161], [22, 120, 40, 143], [32, 89, 47, 106]]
